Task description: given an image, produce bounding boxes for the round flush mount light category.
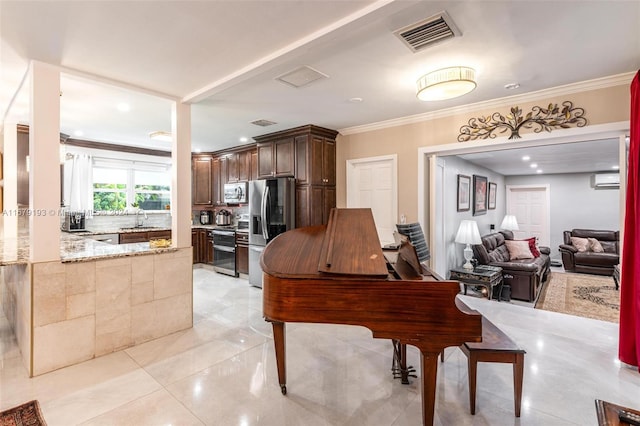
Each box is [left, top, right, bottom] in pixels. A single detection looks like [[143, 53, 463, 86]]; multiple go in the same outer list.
[[504, 82, 520, 90], [349, 97, 363, 103], [416, 66, 476, 101]]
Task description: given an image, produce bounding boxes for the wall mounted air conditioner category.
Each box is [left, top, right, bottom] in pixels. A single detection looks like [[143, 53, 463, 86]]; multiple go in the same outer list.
[[592, 172, 620, 189]]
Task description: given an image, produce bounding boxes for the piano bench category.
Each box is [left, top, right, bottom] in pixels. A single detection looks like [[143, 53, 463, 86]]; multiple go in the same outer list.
[[442, 317, 525, 417]]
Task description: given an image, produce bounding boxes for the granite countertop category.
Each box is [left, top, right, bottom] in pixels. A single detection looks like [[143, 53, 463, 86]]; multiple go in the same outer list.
[[71, 227, 171, 236], [0, 230, 176, 266]]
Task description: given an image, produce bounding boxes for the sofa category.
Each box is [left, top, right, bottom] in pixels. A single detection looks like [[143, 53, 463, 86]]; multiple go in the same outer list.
[[472, 231, 551, 302], [558, 229, 619, 275]]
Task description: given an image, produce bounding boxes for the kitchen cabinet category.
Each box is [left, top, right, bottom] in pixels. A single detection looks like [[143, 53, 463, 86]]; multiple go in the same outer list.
[[205, 231, 214, 264], [238, 150, 251, 182], [295, 185, 335, 228], [227, 153, 239, 183], [212, 157, 222, 205], [235, 232, 249, 274], [255, 137, 295, 179], [191, 228, 209, 263], [192, 156, 213, 206], [250, 150, 258, 181], [119, 229, 171, 245], [255, 125, 337, 227]]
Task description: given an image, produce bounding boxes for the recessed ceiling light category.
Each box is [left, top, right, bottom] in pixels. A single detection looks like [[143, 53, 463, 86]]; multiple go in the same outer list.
[[349, 97, 363, 103], [74, 130, 84, 137], [194, 148, 201, 153], [530, 163, 538, 168], [537, 169, 543, 174], [239, 137, 248, 143], [117, 103, 130, 112], [612, 165, 620, 170], [522, 155, 530, 161], [504, 83, 520, 90], [149, 131, 172, 142]]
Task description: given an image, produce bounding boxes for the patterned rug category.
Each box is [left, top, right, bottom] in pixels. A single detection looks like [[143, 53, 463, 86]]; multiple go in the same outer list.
[[535, 272, 620, 323], [0, 400, 47, 426]]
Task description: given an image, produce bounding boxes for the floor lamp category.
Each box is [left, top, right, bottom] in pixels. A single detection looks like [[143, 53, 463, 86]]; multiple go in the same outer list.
[[455, 220, 482, 270]]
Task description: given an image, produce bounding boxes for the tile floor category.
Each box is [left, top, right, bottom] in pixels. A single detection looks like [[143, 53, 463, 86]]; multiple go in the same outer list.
[[1, 266, 639, 425]]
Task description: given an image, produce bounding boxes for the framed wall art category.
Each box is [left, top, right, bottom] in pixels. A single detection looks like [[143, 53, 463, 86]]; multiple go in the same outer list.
[[457, 174, 471, 212], [473, 175, 487, 216], [488, 182, 497, 210]]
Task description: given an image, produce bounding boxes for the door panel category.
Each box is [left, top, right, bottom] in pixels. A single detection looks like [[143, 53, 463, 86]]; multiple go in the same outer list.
[[506, 186, 550, 246], [347, 156, 397, 245]]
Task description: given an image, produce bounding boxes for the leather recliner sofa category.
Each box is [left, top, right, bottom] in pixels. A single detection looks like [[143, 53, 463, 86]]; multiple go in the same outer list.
[[558, 229, 619, 275], [472, 231, 551, 302]]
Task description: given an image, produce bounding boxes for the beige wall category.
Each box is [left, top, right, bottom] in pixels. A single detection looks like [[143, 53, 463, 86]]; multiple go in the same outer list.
[[336, 84, 631, 223]]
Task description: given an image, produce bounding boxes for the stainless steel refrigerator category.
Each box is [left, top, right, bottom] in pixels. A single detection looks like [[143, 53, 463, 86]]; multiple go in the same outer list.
[[248, 177, 296, 288]]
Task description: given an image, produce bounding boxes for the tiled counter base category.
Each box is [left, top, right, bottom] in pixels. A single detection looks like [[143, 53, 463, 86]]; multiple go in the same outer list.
[[29, 248, 193, 376]]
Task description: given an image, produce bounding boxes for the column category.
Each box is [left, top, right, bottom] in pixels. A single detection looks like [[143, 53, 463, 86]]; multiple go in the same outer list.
[[171, 101, 191, 248]]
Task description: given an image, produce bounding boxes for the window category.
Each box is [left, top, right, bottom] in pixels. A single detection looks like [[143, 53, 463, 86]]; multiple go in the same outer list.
[[93, 167, 127, 211], [92, 159, 171, 212], [134, 170, 170, 210]]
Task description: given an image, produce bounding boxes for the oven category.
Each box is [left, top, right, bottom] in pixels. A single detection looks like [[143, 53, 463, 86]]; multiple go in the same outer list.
[[211, 229, 237, 277]]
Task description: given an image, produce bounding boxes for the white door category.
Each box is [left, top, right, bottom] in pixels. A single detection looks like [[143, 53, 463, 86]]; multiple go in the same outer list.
[[505, 185, 550, 246], [346, 155, 397, 245]]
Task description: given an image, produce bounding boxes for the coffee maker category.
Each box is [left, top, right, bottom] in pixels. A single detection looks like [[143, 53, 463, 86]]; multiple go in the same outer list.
[[62, 211, 86, 232], [199, 210, 213, 225]]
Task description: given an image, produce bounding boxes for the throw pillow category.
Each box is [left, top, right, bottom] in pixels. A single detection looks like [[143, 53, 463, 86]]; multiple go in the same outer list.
[[588, 237, 605, 253], [525, 237, 541, 257], [570, 236, 590, 252], [504, 240, 535, 260]]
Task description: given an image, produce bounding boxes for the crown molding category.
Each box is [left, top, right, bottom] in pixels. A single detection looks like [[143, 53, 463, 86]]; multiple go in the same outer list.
[[339, 72, 635, 136]]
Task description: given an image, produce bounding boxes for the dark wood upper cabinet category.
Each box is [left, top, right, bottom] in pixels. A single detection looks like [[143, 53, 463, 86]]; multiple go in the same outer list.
[[255, 125, 338, 227], [212, 157, 221, 205], [250, 150, 259, 182], [255, 137, 295, 179], [192, 156, 213, 206], [227, 153, 239, 183], [238, 150, 251, 182]]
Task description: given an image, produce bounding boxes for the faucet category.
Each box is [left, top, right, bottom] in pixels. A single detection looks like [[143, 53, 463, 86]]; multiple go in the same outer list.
[[136, 209, 148, 227]]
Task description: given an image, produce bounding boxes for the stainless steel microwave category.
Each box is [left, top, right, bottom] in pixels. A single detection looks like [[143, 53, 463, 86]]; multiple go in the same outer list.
[[223, 182, 248, 204]]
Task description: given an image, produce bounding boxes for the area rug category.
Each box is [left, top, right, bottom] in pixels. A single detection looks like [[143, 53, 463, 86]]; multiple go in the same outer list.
[[0, 400, 47, 426], [535, 272, 620, 323]]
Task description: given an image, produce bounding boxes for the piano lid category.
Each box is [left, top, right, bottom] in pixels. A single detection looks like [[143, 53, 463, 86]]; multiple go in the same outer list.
[[317, 208, 388, 277]]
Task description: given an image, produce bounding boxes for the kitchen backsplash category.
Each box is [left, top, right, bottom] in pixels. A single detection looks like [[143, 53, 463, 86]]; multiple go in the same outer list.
[[84, 212, 172, 232]]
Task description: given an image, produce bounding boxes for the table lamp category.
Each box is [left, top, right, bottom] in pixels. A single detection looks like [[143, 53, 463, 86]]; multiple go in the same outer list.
[[500, 215, 519, 231], [455, 220, 482, 270]]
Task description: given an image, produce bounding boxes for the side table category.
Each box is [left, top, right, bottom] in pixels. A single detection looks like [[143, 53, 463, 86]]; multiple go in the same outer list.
[[450, 265, 503, 301]]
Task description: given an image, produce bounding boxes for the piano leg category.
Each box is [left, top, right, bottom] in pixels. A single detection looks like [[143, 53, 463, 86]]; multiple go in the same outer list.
[[271, 321, 287, 395], [421, 352, 439, 426]]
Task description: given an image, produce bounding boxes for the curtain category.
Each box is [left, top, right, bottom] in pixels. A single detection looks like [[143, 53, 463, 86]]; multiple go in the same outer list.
[[619, 70, 640, 369], [65, 154, 93, 217]]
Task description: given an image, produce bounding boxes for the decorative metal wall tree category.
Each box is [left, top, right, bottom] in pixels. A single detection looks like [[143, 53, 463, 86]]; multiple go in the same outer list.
[[458, 101, 587, 142]]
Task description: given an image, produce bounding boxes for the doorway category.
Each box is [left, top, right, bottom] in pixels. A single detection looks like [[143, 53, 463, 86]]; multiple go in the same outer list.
[[418, 122, 629, 278], [346, 154, 398, 245]]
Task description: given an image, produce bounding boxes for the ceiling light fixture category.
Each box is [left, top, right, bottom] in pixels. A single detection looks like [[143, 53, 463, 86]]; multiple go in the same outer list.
[[537, 170, 543, 174], [504, 83, 520, 90], [522, 155, 530, 161], [149, 131, 172, 142], [612, 165, 620, 170], [416, 66, 476, 101], [239, 137, 248, 143], [530, 163, 538, 168]]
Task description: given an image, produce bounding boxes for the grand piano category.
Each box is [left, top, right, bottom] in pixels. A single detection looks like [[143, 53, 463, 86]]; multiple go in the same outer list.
[[261, 208, 482, 425]]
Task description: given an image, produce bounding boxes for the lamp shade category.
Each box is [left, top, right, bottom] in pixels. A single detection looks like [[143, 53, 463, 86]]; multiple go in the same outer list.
[[454, 220, 482, 245], [500, 215, 519, 231], [416, 66, 476, 101]]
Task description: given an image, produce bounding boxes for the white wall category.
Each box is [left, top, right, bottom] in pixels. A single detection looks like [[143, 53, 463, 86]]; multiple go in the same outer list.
[[443, 155, 506, 274], [505, 172, 620, 261]]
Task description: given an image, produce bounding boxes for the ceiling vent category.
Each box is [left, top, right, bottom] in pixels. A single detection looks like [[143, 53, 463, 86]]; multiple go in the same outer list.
[[394, 11, 461, 53], [275, 65, 329, 88], [250, 119, 277, 127]]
